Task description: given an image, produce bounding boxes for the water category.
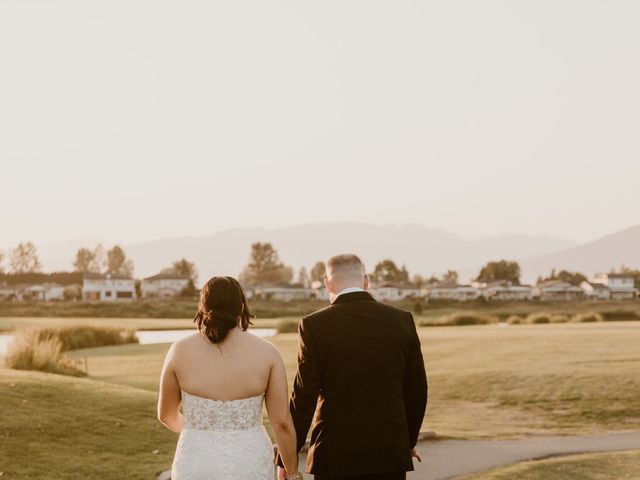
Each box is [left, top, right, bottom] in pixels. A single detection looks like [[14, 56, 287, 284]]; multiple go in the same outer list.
[[0, 334, 12, 355], [0, 328, 278, 355], [136, 328, 277, 345]]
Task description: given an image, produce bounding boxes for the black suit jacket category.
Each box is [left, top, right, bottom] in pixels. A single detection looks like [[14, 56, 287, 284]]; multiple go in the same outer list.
[[282, 291, 428, 477]]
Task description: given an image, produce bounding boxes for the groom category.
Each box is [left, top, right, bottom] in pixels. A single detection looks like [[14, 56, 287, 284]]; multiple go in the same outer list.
[[278, 254, 428, 480]]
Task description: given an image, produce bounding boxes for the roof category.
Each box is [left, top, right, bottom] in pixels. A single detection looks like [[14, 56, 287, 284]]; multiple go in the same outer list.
[[374, 282, 420, 289], [606, 273, 634, 279], [143, 272, 190, 281], [83, 273, 134, 280]]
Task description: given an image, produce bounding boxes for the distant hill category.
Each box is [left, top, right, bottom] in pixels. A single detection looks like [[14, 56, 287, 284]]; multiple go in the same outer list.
[[28, 223, 640, 284], [517, 224, 640, 282], [115, 222, 576, 282]]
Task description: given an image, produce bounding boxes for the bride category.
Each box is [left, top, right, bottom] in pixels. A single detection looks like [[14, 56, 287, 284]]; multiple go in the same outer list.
[[157, 276, 302, 480]]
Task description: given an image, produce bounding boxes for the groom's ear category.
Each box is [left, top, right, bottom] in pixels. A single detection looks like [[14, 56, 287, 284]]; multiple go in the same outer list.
[[324, 277, 331, 293], [363, 274, 370, 290]]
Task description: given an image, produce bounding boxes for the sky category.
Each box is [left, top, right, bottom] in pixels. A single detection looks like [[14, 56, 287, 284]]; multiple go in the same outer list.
[[1, 0, 639, 249]]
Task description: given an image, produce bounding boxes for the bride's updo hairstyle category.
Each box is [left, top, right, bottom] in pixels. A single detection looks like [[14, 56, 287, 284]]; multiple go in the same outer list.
[[194, 276, 253, 344]]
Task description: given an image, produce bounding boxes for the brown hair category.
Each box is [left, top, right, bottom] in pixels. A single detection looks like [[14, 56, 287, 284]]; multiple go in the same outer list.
[[326, 253, 365, 278], [194, 276, 253, 343]]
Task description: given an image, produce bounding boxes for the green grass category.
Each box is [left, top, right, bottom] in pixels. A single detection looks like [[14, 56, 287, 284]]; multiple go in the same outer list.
[[463, 449, 640, 479], [4, 321, 640, 479], [69, 322, 640, 439], [0, 368, 175, 480]]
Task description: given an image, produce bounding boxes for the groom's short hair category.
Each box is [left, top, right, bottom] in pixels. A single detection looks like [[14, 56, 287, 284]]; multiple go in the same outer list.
[[326, 254, 365, 280]]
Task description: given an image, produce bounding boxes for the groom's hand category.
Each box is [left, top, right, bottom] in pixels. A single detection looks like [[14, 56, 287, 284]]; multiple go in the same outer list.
[[410, 447, 423, 463], [277, 466, 287, 480]]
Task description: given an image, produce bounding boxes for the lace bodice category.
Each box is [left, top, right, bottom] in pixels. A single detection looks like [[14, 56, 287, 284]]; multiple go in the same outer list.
[[181, 390, 264, 432]]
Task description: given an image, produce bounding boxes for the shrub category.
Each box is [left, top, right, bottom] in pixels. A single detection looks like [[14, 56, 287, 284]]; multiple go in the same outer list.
[[572, 312, 603, 323], [3, 325, 139, 376], [413, 301, 424, 315], [5, 330, 84, 376], [526, 313, 551, 324], [441, 313, 493, 326], [600, 310, 640, 321], [26, 325, 138, 351], [276, 319, 299, 334], [550, 314, 570, 323], [506, 315, 523, 324]]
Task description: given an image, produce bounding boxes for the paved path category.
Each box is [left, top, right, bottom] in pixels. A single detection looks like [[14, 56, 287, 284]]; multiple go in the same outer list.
[[158, 431, 640, 480], [298, 431, 640, 479]]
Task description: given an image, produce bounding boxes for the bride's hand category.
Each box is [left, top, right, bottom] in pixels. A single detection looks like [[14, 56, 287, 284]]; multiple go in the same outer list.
[[410, 447, 423, 463]]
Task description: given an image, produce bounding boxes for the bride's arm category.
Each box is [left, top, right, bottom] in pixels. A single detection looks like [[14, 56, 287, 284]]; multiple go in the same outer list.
[[157, 343, 183, 433], [265, 348, 299, 477]]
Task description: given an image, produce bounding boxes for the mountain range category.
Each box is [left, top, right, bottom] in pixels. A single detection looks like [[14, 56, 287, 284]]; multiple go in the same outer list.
[[26, 222, 640, 283]]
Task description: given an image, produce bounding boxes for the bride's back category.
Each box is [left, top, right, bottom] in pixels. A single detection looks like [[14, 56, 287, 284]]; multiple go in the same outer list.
[[167, 276, 275, 401], [172, 328, 274, 401]]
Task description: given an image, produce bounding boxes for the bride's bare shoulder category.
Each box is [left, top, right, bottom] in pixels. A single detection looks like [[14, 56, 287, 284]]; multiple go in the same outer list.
[[243, 332, 280, 356], [171, 332, 206, 350]]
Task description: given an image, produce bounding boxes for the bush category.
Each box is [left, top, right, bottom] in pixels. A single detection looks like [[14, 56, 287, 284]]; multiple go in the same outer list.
[[572, 312, 603, 323], [526, 313, 551, 324], [26, 325, 138, 351], [506, 315, 524, 324], [413, 301, 424, 315], [5, 330, 84, 376], [3, 325, 139, 376], [441, 313, 493, 326], [550, 314, 570, 323], [276, 319, 299, 334], [600, 310, 640, 321]]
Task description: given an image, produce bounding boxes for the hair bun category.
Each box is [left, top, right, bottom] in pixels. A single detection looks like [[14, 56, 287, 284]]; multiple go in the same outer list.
[[193, 276, 253, 344], [201, 309, 238, 343]]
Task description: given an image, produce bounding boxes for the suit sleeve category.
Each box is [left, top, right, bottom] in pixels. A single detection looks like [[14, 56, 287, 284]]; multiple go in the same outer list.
[[290, 316, 322, 452], [276, 316, 322, 466], [404, 313, 428, 448]]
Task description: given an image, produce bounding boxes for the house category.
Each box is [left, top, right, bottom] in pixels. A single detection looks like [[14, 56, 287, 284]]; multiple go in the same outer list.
[[309, 281, 330, 301], [591, 273, 637, 300], [82, 273, 136, 301], [534, 280, 585, 301], [428, 280, 481, 301], [370, 283, 425, 302], [479, 281, 534, 301], [0, 283, 17, 301], [253, 285, 312, 302], [580, 281, 611, 300], [141, 272, 191, 299], [41, 282, 65, 301]]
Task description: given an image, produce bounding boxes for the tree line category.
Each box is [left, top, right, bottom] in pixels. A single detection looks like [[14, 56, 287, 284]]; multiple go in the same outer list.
[[2, 241, 639, 289]]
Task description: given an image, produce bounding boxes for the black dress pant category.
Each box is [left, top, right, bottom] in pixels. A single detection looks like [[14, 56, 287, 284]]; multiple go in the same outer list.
[[315, 474, 406, 480]]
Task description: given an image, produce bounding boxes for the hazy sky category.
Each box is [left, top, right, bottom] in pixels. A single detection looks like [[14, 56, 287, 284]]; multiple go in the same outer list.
[[1, 0, 639, 248]]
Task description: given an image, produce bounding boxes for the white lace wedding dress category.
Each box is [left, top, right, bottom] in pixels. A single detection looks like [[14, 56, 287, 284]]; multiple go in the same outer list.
[[171, 390, 274, 480]]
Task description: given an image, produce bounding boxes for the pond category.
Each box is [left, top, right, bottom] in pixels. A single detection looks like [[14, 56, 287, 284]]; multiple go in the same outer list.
[[0, 328, 278, 355]]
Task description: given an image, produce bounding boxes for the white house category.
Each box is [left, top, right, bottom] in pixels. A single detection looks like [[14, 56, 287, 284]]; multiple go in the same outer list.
[[534, 280, 585, 301], [591, 273, 637, 300], [141, 272, 191, 299], [41, 282, 65, 301], [82, 273, 136, 302], [370, 283, 425, 302], [309, 281, 330, 301], [0, 283, 17, 301], [480, 281, 534, 301], [428, 280, 481, 301], [254, 286, 312, 302], [580, 281, 611, 300]]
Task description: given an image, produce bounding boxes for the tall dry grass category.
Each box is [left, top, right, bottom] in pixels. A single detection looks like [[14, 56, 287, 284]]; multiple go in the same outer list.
[[4, 325, 138, 376]]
